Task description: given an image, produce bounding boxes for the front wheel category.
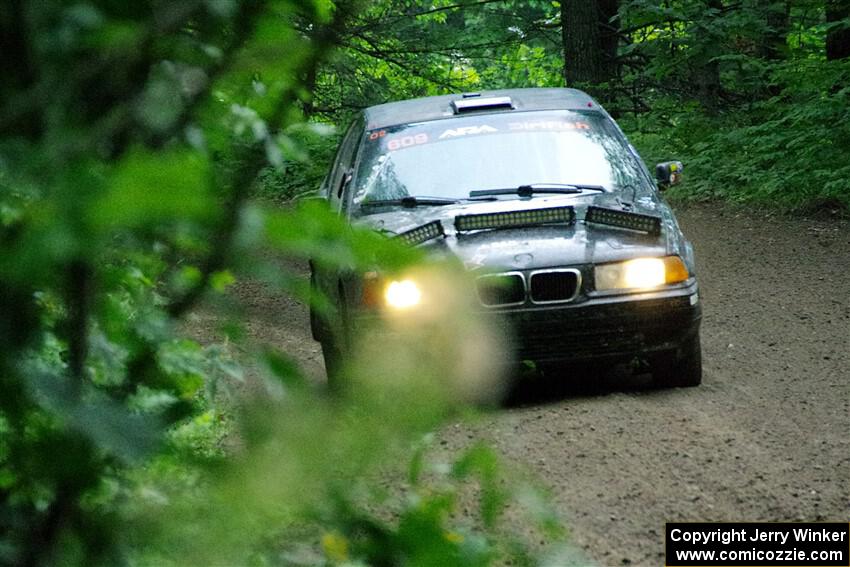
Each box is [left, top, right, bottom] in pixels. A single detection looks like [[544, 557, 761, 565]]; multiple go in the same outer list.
[[652, 333, 702, 388]]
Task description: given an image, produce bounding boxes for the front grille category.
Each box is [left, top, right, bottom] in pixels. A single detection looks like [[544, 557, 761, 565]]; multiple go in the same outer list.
[[517, 328, 646, 362], [529, 269, 580, 303], [506, 296, 697, 362], [476, 273, 525, 307]]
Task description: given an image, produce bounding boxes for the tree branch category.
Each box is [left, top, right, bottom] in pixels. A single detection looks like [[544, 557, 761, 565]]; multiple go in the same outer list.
[[347, 0, 507, 34], [166, 1, 360, 319]]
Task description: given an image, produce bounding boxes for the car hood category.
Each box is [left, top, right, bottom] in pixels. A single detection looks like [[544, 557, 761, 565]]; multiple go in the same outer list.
[[355, 193, 690, 272]]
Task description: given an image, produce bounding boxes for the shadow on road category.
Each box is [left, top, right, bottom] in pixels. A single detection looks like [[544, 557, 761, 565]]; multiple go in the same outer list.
[[503, 362, 659, 407]]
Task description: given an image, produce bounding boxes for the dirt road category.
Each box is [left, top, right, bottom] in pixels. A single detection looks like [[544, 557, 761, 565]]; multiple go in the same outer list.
[[215, 203, 850, 565]]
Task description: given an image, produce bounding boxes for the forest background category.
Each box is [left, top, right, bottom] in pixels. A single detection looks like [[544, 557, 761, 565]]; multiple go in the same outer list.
[[279, 0, 850, 212], [1, 1, 848, 566]]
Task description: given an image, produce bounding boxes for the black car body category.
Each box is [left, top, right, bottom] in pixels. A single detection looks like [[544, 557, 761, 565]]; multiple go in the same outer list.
[[311, 88, 702, 388]]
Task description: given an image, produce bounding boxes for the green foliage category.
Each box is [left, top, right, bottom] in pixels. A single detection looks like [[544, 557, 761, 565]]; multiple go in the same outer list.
[[626, 66, 850, 211], [126, 384, 570, 566], [301, 0, 562, 120], [0, 2, 571, 566], [617, 2, 850, 212], [254, 123, 341, 202]]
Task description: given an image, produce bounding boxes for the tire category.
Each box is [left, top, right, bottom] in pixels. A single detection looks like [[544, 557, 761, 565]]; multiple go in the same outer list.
[[321, 281, 350, 394], [308, 269, 325, 342], [321, 339, 344, 393], [652, 333, 702, 388]]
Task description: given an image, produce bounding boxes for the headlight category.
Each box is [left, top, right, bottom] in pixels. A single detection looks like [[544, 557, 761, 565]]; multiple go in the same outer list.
[[384, 279, 422, 309], [595, 256, 689, 291]]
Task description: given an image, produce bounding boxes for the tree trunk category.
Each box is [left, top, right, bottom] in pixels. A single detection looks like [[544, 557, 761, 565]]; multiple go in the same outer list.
[[0, 0, 40, 138], [693, 0, 723, 112], [759, 0, 790, 60], [826, 0, 850, 60], [597, 0, 620, 81], [561, 0, 619, 104]]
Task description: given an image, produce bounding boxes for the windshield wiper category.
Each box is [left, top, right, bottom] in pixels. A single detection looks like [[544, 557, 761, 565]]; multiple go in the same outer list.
[[360, 196, 461, 209], [469, 183, 607, 198]]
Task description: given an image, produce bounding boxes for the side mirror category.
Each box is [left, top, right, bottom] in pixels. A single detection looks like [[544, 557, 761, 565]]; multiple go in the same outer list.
[[655, 161, 684, 190]]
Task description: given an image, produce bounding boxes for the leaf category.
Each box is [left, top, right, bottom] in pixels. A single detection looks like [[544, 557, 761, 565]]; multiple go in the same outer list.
[[210, 270, 236, 292], [263, 348, 308, 390], [90, 148, 213, 230], [452, 444, 507, 528], [26, 370, 161, 462], [408, 433, 434, 485]]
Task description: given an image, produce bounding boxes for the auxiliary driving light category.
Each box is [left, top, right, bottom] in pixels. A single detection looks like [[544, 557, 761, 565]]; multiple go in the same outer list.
[[396, 220, 445, 246], [384, 279, 422, 309], [454, 206, 575, 232], [595, 256, 689, 291], [585, 206, 662, 235]]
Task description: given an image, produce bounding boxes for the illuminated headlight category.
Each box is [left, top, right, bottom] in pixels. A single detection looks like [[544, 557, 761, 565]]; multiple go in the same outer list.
[[594, 256, 689, 291], [384, 279, 422, 309]]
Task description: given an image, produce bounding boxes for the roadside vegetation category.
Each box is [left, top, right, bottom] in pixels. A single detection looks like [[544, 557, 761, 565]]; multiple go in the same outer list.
[[0, 1, 847, 566]]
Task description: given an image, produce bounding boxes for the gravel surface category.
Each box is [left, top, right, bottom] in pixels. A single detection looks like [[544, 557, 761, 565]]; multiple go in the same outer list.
[[200, 203, 850, 566]]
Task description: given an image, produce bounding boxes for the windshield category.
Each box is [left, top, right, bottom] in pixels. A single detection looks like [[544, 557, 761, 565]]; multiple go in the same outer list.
[[351, 110, 647, 214]]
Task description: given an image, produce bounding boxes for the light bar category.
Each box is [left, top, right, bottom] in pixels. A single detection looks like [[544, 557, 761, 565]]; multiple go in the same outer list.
[[454, 206, 575, 232], [395, 220, 445, 246], [585, 206, 662, 236]]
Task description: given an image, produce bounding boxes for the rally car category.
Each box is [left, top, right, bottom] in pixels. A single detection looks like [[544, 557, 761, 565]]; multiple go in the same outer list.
[[310, 88, 701, 389]]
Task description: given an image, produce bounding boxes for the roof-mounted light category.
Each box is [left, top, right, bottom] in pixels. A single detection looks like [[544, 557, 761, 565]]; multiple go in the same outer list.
[[451, 96, 514, 114]]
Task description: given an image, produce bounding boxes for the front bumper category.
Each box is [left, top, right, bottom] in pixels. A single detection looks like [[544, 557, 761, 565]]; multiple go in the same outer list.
[[492, 282, 701, 364]]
